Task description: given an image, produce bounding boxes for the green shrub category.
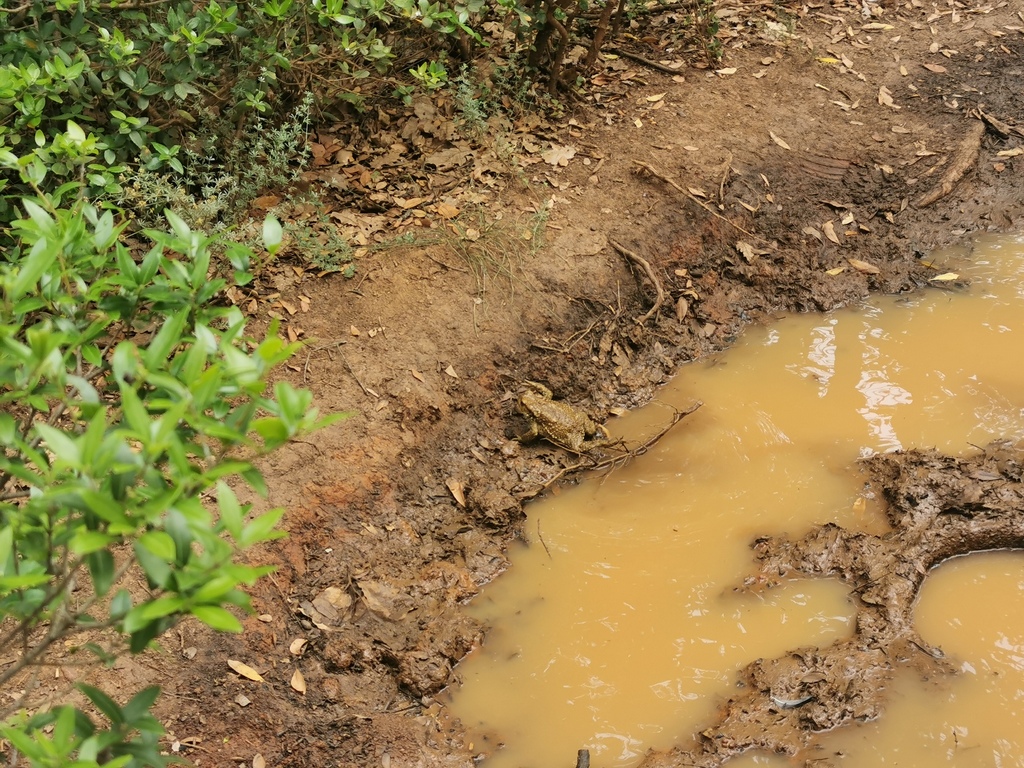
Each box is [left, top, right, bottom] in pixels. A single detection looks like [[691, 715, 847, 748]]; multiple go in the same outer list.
[[0, 159, 341, 764]]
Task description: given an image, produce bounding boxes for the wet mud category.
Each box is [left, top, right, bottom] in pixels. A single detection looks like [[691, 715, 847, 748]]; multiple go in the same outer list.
[[638, 442, 1024, 767]]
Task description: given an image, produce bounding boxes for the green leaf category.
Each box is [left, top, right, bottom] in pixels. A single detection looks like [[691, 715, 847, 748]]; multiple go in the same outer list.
[[262, 215, 283, 255], [78, 683, 126, 726], [217, 482, 243, 539], [143, 309, 189, 370], [191, 604, 243, 632], [138, 530, 176, 561], [71, 529, 116, 555], [121, 686, 161, 724], [86, 549, 116, 596], [34, 424, 81, 468], [240, 507, 286, 547], [123, 596, 184, 634]]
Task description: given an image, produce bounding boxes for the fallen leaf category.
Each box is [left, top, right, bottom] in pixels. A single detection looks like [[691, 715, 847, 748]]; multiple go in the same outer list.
[[541, 144, 577, 166], [715, 67, 738, 75], [444, 365, 458, 378], [289, 638, 308, 655], [769, 131, 791, 150], [358, 580, 410, 621], [349, 325, 360, 336], [257, 614, 273, 623], [929, 272, 959, 281], [822, 220, 841, 244], [803, 226, 824, 243], [921, 63, 947, 73], [311, 586, 352, 622], [735, 241, 758, 263], [683, 145, 699, 151], [847, 258, 881, 275], [687, 187, 708, 198], [228, 660, 265, 682], [411, 368, 424, 382], [675, 297, 689, 321], [877, 85, 900, 109], [645, 93, 666, 102], [435, 202, 460, 219], [446, 478, 466, 507], [826, 266, 847, 276], [253, 754, 266, 768], [235, 694, 251, 707], [290, 669, 306, 694]]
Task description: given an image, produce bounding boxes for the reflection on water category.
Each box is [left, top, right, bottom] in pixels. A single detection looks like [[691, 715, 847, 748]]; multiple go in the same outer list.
[[448, 233, 1024, 768]]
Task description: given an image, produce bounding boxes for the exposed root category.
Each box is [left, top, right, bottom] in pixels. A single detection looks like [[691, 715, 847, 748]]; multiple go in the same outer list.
[[611, 239, 666, 326], [916, 119, 986, 208]]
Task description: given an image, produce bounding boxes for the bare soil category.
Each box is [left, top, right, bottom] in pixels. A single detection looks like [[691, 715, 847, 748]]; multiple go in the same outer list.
[[61, 0, 1024, 765]]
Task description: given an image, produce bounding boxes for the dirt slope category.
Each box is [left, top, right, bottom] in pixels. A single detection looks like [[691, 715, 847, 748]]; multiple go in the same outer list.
[[66, 0, 1024, 766]]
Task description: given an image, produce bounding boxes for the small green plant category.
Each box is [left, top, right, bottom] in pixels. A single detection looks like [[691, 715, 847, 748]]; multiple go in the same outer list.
[[0, 156, 342, 765], [410, 60, 449, 90]]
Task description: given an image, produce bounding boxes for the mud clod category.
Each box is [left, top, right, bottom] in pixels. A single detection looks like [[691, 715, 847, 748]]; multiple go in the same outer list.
[[639, 441, 1024, 768]]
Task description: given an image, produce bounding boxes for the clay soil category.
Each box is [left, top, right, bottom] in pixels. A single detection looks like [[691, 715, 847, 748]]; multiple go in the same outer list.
[[59, 0, 1024, 766]]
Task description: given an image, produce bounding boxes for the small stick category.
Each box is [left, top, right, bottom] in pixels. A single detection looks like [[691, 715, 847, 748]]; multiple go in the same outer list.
[[633, 160, 758, 239], [610, 239, 665, 326], [606, 47, 684, 75], [536, 518, 553, 559]]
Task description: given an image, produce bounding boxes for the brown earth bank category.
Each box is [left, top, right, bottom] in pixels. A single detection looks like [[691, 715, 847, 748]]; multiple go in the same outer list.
[[46, 0, 1024, 766]]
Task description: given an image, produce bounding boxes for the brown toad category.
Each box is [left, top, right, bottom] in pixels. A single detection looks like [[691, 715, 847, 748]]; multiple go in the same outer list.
[[517, 381, 610, 453]]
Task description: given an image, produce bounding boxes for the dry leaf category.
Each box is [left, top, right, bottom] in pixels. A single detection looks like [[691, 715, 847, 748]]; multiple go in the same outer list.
[[253, 754, 266, 768], [675, 297, 689, 321], [228, 660, 265, 682], [922, 63, 947, 73], [311, 586, 352, 622], [769, 131, 791, 150], [257, 614, 273, 623], [411, 369, 424, 382], [826, 266, 847, 275], [735, 241, 757, 263], [847, 258, 881, 274], [803, 226, 824, 243], [435, 202, 460, 219], [349, 325, 360, 336], [634, 118, 643, 128], [715, 67, 738, 75], [822, 221, 841, 244], [687, 187, 708, 198], [683, 145, 699, 151], [235, 694, 251, 707], [645, 93, 666, 102], [289, 638, 308, 655], [290, 669, 307, 694], [877, 85, 900, 110], [997, 147, 1024, 157], [929, 272, 959, 281], [541, 145, 577, 166], [446, 478, 466, 507], [444, 365, 459, 378]]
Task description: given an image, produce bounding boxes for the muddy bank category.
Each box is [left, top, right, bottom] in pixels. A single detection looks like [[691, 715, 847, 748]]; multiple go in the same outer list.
[[99, 0, 1024, 765]]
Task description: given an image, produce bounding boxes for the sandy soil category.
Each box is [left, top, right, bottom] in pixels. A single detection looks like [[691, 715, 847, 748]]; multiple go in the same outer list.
[[46, 0, 1024, 766]]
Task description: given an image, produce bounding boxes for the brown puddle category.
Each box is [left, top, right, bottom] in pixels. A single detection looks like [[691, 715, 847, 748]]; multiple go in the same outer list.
[[447, 233, 1024, 767]]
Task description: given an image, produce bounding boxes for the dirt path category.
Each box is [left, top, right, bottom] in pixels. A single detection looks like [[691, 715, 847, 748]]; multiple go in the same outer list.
[[80, 0, 1024, 765]]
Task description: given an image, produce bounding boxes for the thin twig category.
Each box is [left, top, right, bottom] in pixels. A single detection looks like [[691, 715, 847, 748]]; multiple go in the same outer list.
[[610, 240, 666, 326], [606, 47, 686, 75], [633, 160, 759, 239], [536, 518, 553, 559]]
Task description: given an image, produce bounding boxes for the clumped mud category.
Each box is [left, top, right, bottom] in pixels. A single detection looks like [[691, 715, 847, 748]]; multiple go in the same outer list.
[[637, 441, 1024, 767]]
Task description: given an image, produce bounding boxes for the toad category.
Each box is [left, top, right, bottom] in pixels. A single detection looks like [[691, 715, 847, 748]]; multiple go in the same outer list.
[[517, 381, 610, 453]]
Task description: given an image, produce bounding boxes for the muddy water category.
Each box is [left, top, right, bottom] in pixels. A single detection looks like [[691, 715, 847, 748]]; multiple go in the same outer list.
[[449, 233, 1024, 767]]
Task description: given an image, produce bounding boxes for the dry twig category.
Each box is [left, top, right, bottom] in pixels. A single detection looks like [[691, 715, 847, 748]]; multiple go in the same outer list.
[[610, 240, 666, 326], [632, 161, 758, 238]]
